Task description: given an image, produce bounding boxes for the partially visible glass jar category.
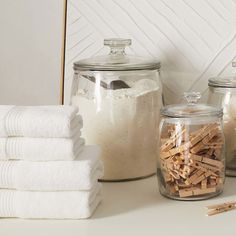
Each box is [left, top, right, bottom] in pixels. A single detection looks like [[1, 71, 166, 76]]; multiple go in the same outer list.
[[71, 38, 162, 181], [158, 92, 225, 200], [208, 61, 236, 176]]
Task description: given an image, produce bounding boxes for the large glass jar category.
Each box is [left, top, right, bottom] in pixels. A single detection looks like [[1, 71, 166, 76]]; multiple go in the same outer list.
[[208, 70, 236, 176], [158, 92, 225, 200], [71, 38, 162, 181]]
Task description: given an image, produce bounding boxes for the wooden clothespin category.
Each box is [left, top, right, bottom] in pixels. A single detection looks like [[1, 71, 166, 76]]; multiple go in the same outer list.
[[206, 201, 236, 216]]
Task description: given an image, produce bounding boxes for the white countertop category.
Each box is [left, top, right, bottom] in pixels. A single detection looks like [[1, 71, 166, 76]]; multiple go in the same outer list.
[[1, 176, 236, 236]]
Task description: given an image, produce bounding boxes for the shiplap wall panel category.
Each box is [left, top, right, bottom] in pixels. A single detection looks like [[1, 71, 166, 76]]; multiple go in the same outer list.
[[64, 0, 236, 104]]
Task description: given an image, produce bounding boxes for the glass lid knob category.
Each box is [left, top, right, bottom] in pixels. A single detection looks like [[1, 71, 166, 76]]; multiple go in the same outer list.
[[104, 38, 131, 47], [104, 38, 131, 55], [184, 92, 201, 104]]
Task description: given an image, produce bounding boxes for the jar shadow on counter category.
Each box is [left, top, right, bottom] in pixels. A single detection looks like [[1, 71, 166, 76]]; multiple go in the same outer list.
[[220, 177, 236, 197], [92, 176, 172, 219]]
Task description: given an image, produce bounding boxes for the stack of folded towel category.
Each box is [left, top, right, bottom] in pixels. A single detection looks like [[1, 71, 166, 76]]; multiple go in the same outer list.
[[0, 105, 103, 219]]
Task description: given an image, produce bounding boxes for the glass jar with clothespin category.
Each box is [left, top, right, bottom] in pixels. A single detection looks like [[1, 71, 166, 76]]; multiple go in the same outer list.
[[157, 92, 225, 200]]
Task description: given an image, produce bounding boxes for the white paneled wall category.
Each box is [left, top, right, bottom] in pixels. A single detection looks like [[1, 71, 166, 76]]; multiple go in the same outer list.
[[64, 0, 236, 104]]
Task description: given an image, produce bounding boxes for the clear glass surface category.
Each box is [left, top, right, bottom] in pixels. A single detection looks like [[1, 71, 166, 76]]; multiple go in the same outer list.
[[73, 38, 160, 71], [209, 76, 236, 88], [71, 69, 162, 181], [158, 116, 225, 200], [162, 92, 222, 118], [158, 93, 225, 200], [208, 86, 236, 176], [72, 38, 162, 181]]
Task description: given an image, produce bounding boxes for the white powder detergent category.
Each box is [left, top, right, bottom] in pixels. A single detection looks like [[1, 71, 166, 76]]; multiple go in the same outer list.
[[72, 78, 161, 180]]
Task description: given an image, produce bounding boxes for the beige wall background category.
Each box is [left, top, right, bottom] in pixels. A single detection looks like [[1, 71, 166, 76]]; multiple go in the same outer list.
[[0, 0, 65, 105]]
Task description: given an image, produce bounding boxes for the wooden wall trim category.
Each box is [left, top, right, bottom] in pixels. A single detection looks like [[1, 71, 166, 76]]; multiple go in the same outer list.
[[59, 0, 67, 105]]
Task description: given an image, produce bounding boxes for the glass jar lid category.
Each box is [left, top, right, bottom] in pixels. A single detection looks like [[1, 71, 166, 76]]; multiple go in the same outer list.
[[208, 76, 236, 88], [73, 38, 161, 71], [208, 61, 236, 88], [161, 92, 223, 118]]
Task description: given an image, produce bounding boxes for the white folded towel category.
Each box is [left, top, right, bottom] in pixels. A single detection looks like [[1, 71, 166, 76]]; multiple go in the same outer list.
[[0, 146, 103, 190], [0, 105, 82, 138], [0, 135, 85, 161], [0, 183, 102, 219]]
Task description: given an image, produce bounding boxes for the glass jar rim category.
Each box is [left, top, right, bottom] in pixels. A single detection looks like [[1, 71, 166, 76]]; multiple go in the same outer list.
[[208, 76, 236, 88], [161, 92, 223, 118], [161, 104, 223, 118]]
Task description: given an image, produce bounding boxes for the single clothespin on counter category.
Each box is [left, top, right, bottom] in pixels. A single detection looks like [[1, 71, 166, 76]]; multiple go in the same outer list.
[[206, 201, 236, 216]]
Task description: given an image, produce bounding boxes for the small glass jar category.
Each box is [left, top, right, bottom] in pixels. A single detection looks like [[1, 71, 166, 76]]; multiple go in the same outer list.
[[157, 92, 225, 200], [71, 38, 162, 181], [208, 63, 236, 176]]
